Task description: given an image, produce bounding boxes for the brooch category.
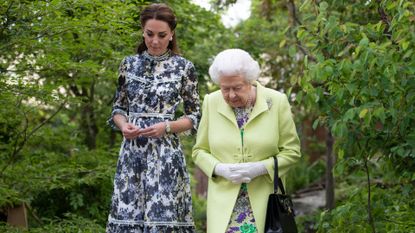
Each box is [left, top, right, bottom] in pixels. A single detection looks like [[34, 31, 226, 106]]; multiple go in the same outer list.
[[266, 98, 273, 110]]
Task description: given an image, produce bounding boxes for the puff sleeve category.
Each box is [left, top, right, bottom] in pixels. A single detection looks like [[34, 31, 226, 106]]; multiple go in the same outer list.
[[180, 61, 201, 135], [107, 58, 129, 130]]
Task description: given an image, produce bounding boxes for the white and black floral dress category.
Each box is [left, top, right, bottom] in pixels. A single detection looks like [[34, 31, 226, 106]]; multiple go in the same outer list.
[[106, 51, 200, 233]]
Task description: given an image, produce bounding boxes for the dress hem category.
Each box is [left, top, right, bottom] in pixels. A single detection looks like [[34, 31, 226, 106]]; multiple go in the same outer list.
[[108, 218, 195, 227]]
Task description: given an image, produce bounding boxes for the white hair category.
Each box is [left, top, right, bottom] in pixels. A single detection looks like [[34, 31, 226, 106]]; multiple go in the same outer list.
[[208, 48, 260, 84]]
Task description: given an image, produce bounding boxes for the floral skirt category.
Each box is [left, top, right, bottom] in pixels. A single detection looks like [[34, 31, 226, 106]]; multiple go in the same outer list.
[[225, 184, 258, 233], [106, 128, 195, 233]]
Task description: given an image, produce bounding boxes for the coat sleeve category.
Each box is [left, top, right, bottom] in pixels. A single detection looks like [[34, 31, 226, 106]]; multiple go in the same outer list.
[[273, 93, 301, 177], [192, 94, 220, 178]]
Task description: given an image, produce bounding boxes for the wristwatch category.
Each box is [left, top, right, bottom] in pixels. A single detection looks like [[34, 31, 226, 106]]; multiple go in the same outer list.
[[165, 121, 172, 134]]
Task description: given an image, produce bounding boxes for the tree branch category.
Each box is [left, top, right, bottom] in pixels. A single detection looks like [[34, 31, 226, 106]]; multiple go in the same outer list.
[[0, 98, 68, 177], [286, 0, 317, 62], [376, 0, 392, 39], [287, 0, 302, 25], [0, 28, 72, 51]]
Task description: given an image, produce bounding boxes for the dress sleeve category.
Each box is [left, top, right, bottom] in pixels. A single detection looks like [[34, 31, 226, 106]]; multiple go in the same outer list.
[[107, 57, 129, 130], [180, 61, 201, 135]]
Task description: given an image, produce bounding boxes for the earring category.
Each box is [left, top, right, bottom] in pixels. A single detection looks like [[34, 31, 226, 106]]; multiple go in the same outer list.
[[169, 37, 173, 41]]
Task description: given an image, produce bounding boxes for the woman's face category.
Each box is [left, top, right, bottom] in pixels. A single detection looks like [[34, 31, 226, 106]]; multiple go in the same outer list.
[[219, 75, 252, 108], [143, 19, 174, 56]]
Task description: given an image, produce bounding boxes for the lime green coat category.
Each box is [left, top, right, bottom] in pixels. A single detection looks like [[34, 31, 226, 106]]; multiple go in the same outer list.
[[192, 82, 301, 233]]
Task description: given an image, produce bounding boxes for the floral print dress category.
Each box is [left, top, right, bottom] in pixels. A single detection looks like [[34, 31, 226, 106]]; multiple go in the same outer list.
[[225, 107, 258, 233], [106, 51, 200, 233]]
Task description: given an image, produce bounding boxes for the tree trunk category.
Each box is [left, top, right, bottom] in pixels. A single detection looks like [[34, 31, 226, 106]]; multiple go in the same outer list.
[[81, 102, 98, 149], [80, 82, 98, 149], [364, 157, 376, 233]]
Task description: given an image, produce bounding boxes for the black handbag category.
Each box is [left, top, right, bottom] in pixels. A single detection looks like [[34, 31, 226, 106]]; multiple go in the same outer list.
[[264, 157, 298, 233]]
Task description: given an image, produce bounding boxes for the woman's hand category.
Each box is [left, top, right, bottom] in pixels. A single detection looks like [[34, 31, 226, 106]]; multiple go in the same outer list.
[[214, 163, 251, 183], [139, 122, 167, 138], [120, 123, 141, 139], [231, 162, 268, 183], [214, 162, 268, 184]]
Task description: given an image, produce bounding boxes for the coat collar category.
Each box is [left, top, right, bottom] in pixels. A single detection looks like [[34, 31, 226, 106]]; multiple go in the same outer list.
[[217, 81, 270, 128]]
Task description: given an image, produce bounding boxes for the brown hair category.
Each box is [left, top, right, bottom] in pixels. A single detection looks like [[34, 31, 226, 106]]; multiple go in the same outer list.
[[136, 3, 179, 54]]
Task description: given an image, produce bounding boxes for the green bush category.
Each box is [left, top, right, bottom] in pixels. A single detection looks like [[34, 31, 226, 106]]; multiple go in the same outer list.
[[192, 193, 207, 233], [0, 214, 105, 233], [286, 155, 326, 193], [0, 147, 116, 228], [317, 184, 415, 233], [315, 158, 415, 233]]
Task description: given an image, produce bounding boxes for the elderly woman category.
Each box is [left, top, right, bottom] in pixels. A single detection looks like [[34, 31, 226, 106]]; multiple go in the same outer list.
[[192, 49, 301, 233]]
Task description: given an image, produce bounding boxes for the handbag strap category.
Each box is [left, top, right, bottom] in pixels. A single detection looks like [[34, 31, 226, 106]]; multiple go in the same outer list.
[[273, 157, 286, 195]]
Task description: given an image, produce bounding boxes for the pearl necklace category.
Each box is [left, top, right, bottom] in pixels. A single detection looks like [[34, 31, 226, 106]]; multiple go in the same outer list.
[[235, 86, 256, 117], [245, 86, 256, 111]]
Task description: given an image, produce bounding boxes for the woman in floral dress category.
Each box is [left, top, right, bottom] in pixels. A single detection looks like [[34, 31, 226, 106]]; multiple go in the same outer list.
[[106, 3, 200, 233]]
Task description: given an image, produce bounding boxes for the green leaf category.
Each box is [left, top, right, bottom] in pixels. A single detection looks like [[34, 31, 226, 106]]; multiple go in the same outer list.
[[332, 120, 348, 138], [320, 2, 329, 11], [338, 149, 345, 160], [403, 49, 413, 59], [401, 40, 409, 50], [373, 107, 386, 124], [299, 0, 312, 12], [295, 91, 303, 104], [359, 108, 369, 118], [288, 45, 297, 57], [279, 39, 286, 48], [359, 37, 369, 47], [345, 83, 357, 94], [344, 108, 356, 121]]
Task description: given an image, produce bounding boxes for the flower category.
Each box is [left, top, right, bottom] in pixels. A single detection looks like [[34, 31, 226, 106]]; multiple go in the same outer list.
[[240, 223, 257, 233], [236, 212, 247, 223]]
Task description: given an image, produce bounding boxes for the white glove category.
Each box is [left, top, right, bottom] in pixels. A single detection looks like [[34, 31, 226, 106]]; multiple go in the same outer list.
[[230, 161, 268, 183], [214, 163, 251, 183], [214, 162, 267, 184]]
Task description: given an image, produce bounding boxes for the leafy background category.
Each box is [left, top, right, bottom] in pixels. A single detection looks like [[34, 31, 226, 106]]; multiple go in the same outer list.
[[0, 0, 414, 232]]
